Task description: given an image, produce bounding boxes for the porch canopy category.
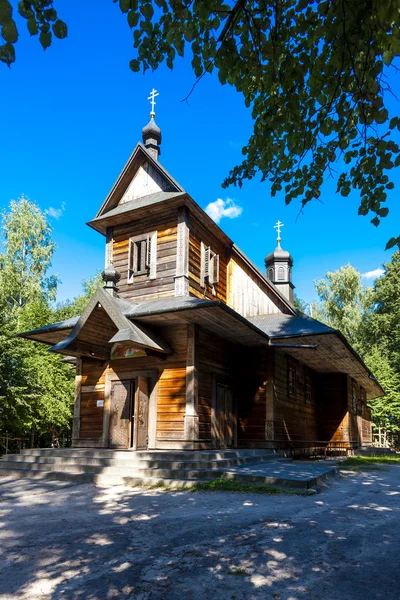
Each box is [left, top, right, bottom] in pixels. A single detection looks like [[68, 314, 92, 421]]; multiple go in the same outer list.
[[19, 295, 384, 399]]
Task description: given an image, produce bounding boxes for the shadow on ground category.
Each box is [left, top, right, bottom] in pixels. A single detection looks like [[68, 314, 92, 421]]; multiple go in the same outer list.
[[0, 466, 400, 600]]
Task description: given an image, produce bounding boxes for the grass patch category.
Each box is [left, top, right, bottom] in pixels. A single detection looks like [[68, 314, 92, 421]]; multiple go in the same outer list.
[[340, 455, 400, 468], [180, 478, 314, 495]]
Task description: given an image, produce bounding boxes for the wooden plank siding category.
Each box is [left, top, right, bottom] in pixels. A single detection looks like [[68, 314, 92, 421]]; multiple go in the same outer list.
[[197, 329, 237, 441], [188, 220, 227, 302], [77, 324, 188, 446], [227, 255, 290, 318], [272, 350, 319, 442], [111, 208, 178, 302]]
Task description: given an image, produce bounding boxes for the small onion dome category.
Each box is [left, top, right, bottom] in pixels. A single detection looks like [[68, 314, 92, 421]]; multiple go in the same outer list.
[[265, 244, 293, 266], [102, 263, 121, 286], [142, 117, 162, 144]]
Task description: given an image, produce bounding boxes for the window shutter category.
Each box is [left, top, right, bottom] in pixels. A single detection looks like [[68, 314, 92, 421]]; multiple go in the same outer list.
[[200, 242, 206, 287], [128, 240, 136, 282], [204, 247, 211, 279], [146, 234, 151, 268], [149, 231, 157, 280], [210, 253, 219, 284]]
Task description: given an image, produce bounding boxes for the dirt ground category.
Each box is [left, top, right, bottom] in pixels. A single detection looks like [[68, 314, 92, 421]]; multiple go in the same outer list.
[[0, 466, 399, 600]]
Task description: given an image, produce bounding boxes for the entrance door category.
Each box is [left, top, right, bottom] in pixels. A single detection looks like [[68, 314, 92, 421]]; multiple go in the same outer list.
[[135, 376, 149, 450], [109, 380, 135, 449], [215, 383, 236, 449]]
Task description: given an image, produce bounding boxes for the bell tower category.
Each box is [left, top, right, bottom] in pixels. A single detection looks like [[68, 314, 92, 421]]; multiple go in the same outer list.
[[265, 221, 295, 304]]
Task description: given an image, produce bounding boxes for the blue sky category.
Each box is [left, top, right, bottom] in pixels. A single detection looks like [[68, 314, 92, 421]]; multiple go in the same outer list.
[[1, 1, 398, 306]]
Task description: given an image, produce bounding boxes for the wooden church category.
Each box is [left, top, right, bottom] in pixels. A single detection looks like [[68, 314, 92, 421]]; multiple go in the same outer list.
[[20, 95, 383, 454]]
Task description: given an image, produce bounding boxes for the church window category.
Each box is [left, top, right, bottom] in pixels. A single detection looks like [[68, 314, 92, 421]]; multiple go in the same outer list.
[[268, 268, 274, 280], [201, 243, 219, 287], [128, 231, 157, 282], [278, 266, 285, 281], [288, 366, 296, 397], [305, 376, 312, 402]]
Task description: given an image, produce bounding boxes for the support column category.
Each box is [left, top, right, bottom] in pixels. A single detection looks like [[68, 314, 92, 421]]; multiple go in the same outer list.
[[265, 348, 275, 441], [184, 323, 199, 445], [174, 206, 190, 296], [72, 357, 82, 446]]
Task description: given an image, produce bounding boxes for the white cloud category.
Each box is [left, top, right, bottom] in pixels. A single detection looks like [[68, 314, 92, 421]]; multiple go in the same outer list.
[[205, 198, 243, 224], [362, 268, 384, 280], [46, 202, 66, 220]]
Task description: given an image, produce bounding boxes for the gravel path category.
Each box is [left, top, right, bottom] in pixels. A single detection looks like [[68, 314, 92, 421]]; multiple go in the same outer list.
[[0, 465, 399, 599]]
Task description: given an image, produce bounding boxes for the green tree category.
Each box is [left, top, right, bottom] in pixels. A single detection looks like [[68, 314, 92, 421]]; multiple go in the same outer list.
[[3, 1, 400, 248], [54, 272, 103, 321], [364, 251, 400, 373], [364, 346, 400, 447], [0, 196, 73, 444], [313, 264, 371, 352]]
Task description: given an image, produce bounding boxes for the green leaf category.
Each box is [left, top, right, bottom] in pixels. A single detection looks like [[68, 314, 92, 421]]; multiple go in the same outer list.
[[385, 237, 398, 250], [371, 216, 380, 227], [39, 30, 52, 50], [44, 8, 57, 22], [27, 17, 38, 36], [119, 0, 130, 13], [389, 117, 398, 130], [129, 58, 140, 72], [376, 109, 388, 125], [2, 19, 18, 43], [386, 182, 394, 190], [140, 3, 154, 19], [127, 9, 139, 28], [0, 1, 13, 25], [0, 40, 15, 66], [52, 20, 67, 39]]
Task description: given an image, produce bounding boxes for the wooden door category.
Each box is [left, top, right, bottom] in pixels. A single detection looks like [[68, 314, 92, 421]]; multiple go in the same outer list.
[[215, 383, 236, 449], [109, 380, 133, 449], [134, 376, 149, 450]]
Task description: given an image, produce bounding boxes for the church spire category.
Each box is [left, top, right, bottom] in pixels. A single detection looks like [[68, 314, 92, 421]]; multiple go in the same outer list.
[[265, 221, 295, 305], [142, 88, 162, 161]]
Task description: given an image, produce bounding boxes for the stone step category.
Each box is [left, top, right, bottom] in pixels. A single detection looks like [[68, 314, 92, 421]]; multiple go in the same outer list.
[[0, 461, 229, 479], [0, 454, 276, 470], [0, 465, 337, 490], [17, 448, 275, 461]]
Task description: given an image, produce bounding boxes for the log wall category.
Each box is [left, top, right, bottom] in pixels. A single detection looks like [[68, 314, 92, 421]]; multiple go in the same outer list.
[[75, 324, 188, 447], [111, 207, 178, 302], [188, 220, 227, 302], [227, 254, 291, 318], [272, 350, 319, 442]]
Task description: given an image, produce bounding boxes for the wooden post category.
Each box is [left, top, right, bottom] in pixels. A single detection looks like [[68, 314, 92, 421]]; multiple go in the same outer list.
[[265, 348, 275, 441], [72, 358, 82, 446], [184, 323, 199, 446], [174, 207, 190, 296]]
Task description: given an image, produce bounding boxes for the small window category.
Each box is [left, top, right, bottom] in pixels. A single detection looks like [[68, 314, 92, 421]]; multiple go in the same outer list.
[[128, 231, 157, 282], [278, 266, 285, 281], [360, 388, 366, 415], [305, 376, 312, 402], [268, 268, 274, 280], [288, 366, 296, 397], [201, 243, 220, 287]]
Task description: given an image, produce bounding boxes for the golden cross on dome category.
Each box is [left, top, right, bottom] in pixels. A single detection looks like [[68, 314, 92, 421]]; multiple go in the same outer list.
[[148, 88, 159, 118], [274, 220, 284, 244]]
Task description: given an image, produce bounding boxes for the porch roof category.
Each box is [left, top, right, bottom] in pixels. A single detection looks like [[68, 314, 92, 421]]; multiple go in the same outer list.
[[18, 295, 384, 398]]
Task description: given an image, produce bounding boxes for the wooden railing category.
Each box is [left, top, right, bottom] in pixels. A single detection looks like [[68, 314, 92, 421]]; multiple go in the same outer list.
[[0, 434, 30, 456], [267, 439, 359, 458]]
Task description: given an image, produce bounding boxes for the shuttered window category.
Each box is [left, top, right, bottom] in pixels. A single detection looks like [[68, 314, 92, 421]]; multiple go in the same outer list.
[[128, 231, 157, 282], [201, 243, 220, 287], [352, 382, 357, 413]]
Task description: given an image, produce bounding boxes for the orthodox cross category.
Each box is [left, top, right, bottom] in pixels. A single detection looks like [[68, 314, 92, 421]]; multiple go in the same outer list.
[[274, 220, 284, 244], [148, 88, 159, 118]]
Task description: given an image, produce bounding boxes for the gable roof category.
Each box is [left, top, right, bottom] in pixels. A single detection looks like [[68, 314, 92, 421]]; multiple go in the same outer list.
[[48, 288, 171, 357], [95, 142, 185, 219]]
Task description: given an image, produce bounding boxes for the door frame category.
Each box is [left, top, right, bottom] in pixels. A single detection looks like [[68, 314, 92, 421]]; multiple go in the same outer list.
[[108, 379, 136, 450], [211, 375, 237, 449], [103, 369, 158, 449]]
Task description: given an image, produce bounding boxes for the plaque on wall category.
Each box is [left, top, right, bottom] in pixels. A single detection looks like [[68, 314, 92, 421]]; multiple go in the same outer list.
[[111, 343, 147, 360]]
